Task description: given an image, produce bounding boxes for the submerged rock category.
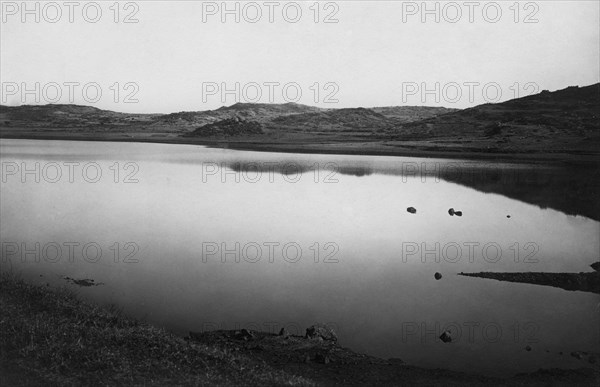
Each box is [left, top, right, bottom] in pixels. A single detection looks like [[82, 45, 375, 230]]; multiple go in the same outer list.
[[454, 211, 463, 217], [305, 324, 338, 342], [525, 345, 532, 352], [591, 262, 600, 272], [434, 272, 442, 280], [407, 207, 417, 214], [439, 330, 452, 343]]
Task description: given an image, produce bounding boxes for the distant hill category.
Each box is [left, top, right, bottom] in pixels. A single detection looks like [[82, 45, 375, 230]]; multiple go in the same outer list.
[[393, 84, 600, 153], [371, 106, 457, 122], [188, 117, 264, 137], [0, 104, 158, 128], [0, 101, 456, 138], [1, 84, 598, 156]]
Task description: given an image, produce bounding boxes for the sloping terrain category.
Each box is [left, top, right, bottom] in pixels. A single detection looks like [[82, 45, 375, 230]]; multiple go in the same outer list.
[[393, 84, 600, 153], [1, 84, 598, 159]]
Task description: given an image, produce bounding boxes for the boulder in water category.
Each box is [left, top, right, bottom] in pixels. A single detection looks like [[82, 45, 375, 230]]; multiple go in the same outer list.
[[407, 207, 417, 214], [439, 330, 452, 343]]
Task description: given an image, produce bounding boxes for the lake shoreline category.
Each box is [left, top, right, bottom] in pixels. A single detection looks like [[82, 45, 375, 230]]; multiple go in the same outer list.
[[1, 275, 598, 386], [459, 266, 600, 294], [1, 132, 599, 166]]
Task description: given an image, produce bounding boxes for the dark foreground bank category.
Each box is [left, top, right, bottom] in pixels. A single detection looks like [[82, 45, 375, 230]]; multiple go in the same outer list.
[[1, 276, 598, 386]]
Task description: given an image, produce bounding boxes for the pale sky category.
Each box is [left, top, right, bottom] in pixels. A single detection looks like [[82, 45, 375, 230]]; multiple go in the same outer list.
[[1, 0, 599, 113]]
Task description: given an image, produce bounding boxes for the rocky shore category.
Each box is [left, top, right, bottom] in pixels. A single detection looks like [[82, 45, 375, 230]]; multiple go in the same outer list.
[[459, 263, 600, 294], [2, 274, 599, 386]]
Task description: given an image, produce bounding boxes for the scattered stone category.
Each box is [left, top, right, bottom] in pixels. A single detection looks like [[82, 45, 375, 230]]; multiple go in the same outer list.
[[278, 327, 290, 338], [305, 324, 338, 342], [434, 272, 442, 280], [62, 276, 103, 287], [407, 207, 417, 214], [235, 329, 254, 341], [571, 351, 584, 360], [448, 208, 462, 216], [315, 352, 331, 364], [507, 215, 511, 218], [439, 330, 452, 343], [525, 345, 532, 351]]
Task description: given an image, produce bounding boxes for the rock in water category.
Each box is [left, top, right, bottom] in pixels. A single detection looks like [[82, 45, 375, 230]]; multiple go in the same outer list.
[[454, 211, 463, 217], [525, 345, 532, 351], [305, 324, 338, 342], [507, 215, 511, 218], [448, 208, 455, 216], [407, 207, 417, 214], [434, 272, 442, 280], [439, 330, 452, 343], [591, 262, 600, 272]]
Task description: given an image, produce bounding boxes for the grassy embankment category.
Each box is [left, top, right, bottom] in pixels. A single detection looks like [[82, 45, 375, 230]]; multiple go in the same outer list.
[[0, 274, 313, 386]]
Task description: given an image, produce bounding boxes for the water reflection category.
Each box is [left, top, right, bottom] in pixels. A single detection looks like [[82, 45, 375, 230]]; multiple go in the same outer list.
[[217, 157, 600, 220], [1, 139, 598, 377]]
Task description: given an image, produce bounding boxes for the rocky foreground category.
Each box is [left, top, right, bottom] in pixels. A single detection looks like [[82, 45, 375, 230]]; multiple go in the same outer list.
[[2, 275, 599, 386]]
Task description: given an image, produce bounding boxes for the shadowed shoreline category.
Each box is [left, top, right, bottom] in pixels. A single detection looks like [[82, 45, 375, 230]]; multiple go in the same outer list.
[[1, 275, 599, 386], [459, 264, 600, 294]]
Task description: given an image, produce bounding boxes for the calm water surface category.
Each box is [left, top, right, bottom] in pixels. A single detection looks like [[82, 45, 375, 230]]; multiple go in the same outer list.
[[1, 139, 598, 377]]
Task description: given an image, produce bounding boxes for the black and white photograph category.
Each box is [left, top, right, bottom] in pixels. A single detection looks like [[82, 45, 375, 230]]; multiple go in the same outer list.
[[0, 1, 599, 385]]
